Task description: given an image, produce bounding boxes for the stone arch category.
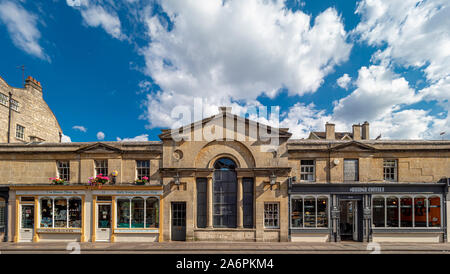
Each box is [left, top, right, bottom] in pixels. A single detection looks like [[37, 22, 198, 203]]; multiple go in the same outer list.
[[194, 140, 256, 169]]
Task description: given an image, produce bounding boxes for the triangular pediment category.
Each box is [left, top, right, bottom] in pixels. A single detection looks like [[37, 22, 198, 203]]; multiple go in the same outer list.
[[331, 141, 376, 151], [76, 142, 122, 153], [158, 109, 292, 141]]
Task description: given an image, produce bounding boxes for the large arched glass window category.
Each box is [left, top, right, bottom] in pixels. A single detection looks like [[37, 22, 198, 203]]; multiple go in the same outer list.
[[213, 157, 237, 228]]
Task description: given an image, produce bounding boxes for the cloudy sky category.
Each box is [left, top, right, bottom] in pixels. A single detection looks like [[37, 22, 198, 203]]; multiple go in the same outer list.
[[0, 0, 448, 142]]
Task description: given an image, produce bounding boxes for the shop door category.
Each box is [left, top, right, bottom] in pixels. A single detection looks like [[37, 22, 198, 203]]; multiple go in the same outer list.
[[19, 205, 34, 242], [171, 202, 186, 241], [339, 200, 362, 241], [96, 203, 112, 242]]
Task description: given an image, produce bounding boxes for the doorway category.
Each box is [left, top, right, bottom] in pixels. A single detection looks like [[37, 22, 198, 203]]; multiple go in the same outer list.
[[96, 203, 112, 242], [171, 202, 186, 241], [339, 200, 363, 241], [19, 204, 34, 242]]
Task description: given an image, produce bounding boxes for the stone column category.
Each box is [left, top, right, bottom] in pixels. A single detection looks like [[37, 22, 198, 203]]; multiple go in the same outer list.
[[237, 177, 243, 228], [207, 177, 213, 228]]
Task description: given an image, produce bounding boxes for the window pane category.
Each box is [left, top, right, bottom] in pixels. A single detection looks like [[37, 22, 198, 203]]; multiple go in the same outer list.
[[291, 198, 303, 228], [344, 160, 358, 181], [243, 178, 254, 228], [54, 198, 68, 228], [264, 203, 279, 228], [317, 197, 328, 228], [428, 196, 441, 227], [136, 160, 150, 180], [386, 197, 398, 227], [400, 197, 413, 227], [117, 199, 130, 228], [21, 205, 34, 229], [98, 204, 111, 228], [68, 198, 82, 228], [0, 198, 5, 229], [414, 197, 426, 227], [40, 198, 53, 228], [131, 198, 144, 228], [304, 197, 316, 227], [372, 197, 385, 227], [196, 179, 207, 228], [145, 198, 159, 228]]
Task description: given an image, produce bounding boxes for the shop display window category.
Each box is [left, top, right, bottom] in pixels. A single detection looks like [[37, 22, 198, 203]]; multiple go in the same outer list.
[[116, 197, 159, 229], [304, 197, 316, 227], [145, 198, 159, 228], [39, 197, 82, 228], [428, 196, 441, 227], [373, 195, 441, 228], [291, 198, 303, 228], [400, 197, 413, 227], [372, 197, 385, 227], [414, 197, 426, 227], [40, 198, 53, 228], [291, 195, 329, 229]]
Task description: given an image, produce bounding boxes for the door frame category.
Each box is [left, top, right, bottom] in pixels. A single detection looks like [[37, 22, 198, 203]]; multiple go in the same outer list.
[[171, 202, 186, 241], [95, 202, 113, 242], [338, 195, 363, 242], [18, 203, 35, 242]]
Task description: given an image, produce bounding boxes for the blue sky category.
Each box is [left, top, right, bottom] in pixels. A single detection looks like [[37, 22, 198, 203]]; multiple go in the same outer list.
[[0, 0, 448, 142]]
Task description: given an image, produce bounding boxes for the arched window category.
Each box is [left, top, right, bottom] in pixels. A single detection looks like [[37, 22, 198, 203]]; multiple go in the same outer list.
[[400, 196, 413, 227], [428, 196, 441, 227], [54, 197, 67, 228], [213, 157, 237, 228], [386, 197, 399, 227], [40, 197, 53, 228], [146, 198, 159, 228], [131, 197, 144, 228], [414, 196, 426, 227]]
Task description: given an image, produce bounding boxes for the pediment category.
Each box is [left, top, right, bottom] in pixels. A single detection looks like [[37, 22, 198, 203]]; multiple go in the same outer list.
[[158, 110, 292, 141], [331, 141, 376, 151], [76, 142, 122, 153]]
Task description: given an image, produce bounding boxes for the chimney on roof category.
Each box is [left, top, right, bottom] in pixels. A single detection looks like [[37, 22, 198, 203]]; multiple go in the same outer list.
[[219, 106, 232, 114], [325, 122, 335, 140], [362, 121, 370, 140], [25, 76, 42, 93], [352, 124, 362, 140]]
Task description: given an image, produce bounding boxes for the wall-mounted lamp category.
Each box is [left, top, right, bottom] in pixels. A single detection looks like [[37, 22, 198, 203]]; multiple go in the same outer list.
[[174, 173, 180, 185], [269, 174, 277, 185], [111, 170, 118, 185]]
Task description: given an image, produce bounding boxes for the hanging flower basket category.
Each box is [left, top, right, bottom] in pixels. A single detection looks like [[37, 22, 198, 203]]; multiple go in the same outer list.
[[49, 177, 68, 185], [134, 176, 149, 185]]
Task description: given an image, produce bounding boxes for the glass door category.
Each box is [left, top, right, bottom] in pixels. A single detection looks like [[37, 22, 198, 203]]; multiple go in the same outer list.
[[19, 204, 34, 242], [96, 203, 112, 242]]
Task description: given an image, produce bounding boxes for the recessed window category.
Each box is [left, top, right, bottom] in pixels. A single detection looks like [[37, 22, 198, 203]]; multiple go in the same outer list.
[[16, 124, 24, 140], [136, 160, 150, 180], [57, 161, 70, 182], [94, 160, 108, 176], [383, 159, 397, 181], [10, 99, 19, 111], [300, 160, 315, 181], [264, 202, 279, 228], [0, 93, 8, 106], [344, 159, 359, 181]]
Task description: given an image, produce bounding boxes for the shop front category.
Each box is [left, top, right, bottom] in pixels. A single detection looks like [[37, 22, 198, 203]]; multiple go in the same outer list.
[[12, 186, 86, 243], [0, 187, 8, 242], [92, 186, 163, 243], [289, 182, 448, 243]]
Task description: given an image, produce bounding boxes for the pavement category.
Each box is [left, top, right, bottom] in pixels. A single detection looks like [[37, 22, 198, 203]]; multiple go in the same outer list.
[[2, 241, 450, 254]]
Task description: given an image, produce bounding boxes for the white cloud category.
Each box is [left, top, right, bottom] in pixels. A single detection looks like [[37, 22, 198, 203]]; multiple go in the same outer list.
[[61, 134, 72, 143], [96, 131, 105, 140], [72, 125, 87, 132], [333, 65, 421, 123], [0, 0, 48, 60], [141, 0, 352, 128], [336, 74, 351, 90], [116, 134, 149, 142]]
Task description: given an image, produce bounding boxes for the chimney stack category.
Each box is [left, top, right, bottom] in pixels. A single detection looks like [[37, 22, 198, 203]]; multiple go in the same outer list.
[[25, 76, 42, 93], [219, 106, 232, 114], [352, 124, 362, 140], [362, 121, 370, 140], [325, 122, 335, 140]]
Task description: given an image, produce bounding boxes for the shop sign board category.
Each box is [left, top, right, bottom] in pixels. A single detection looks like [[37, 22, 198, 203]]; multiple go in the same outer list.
[[349, 187, 384, 193], [36, 228, 81, 233], [93, 190, 163, 195], [16, 190, 85, 195]]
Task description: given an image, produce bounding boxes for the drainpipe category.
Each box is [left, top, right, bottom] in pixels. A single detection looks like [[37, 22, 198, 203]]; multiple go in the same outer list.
[[7, 92, 12, 143]]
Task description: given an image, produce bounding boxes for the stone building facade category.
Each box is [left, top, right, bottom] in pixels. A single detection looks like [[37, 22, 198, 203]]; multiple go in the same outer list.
[[0, 107, 449, 243], [0, 75, 62, 143]]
